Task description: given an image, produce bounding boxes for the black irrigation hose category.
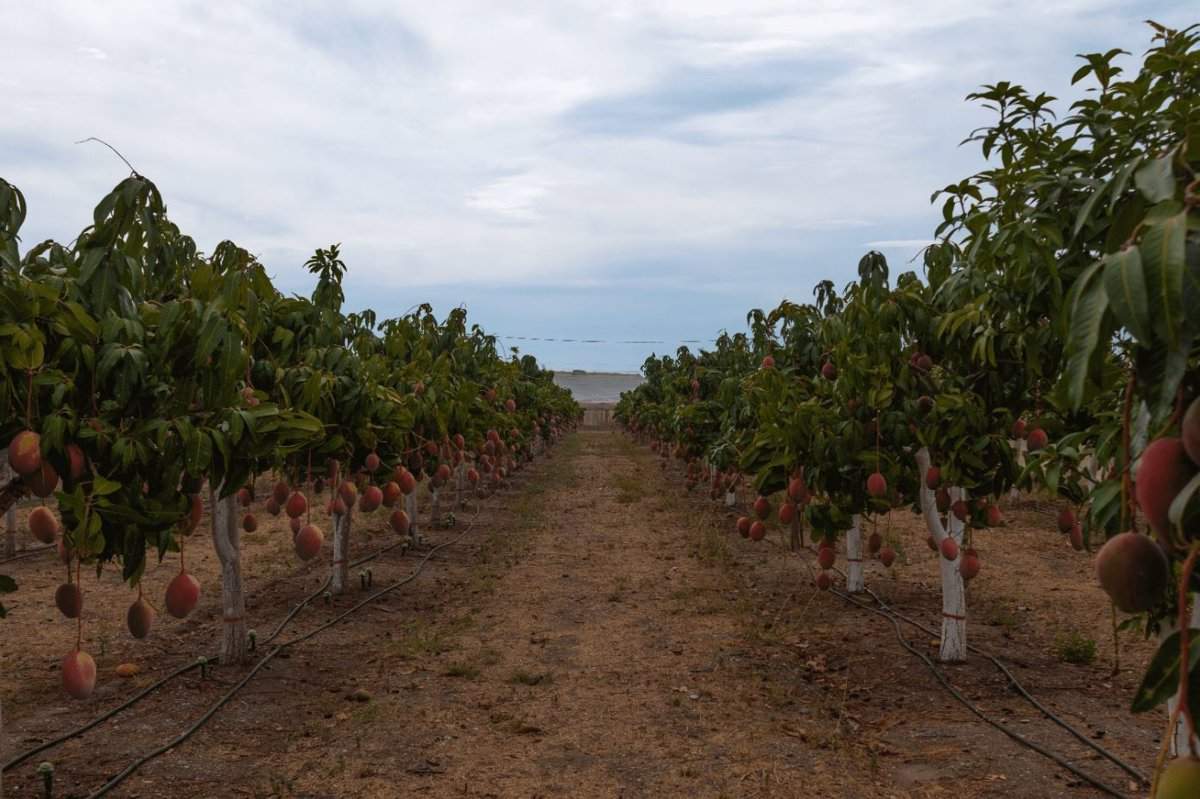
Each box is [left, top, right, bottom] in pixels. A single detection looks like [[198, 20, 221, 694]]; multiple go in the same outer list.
[[820, 540, 1148, 786], [650, 437, 1112, 779], [277, 514, 481, 651], [84, 508, 488, 798], [75, 456, 535, 796], [3, 521, 420, 774], [1, 460, 529, 777], [788, 521, 1150, 788], [1, 658, 206, 774], [830, 587, 1130, 799], [0, 544, 55, 565], [10, 449, 691, 786], [84, 647, 283, 799], [858, 585, 1150, 786]]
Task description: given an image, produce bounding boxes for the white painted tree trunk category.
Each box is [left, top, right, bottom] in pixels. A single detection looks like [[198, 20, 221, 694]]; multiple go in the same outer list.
[[1009, 439, 1026, 501], [1166, 601, 1200, 757], [331, 506, 354, 594], [939, 496, 967, 663], [725, 490, 736, 508], [210, 488, 247, 665], [915, 447, 968, 663], [405, 491, 419, 542], [455, 463, 465, 509], [789, 514, 802, 551], [845, 515, 864, 593], [431, 486, 441, 529]]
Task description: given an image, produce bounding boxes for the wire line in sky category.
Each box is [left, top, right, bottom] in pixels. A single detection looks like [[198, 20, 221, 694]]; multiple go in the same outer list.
[[497, 335, 714, 345]]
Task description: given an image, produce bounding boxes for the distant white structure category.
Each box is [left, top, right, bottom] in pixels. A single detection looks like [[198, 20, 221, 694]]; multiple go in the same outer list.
[[552, 371, 644, 404]]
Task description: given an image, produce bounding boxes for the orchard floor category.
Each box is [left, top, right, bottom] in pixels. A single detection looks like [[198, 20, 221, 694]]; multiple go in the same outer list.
[[0, 431, 1165, 798]]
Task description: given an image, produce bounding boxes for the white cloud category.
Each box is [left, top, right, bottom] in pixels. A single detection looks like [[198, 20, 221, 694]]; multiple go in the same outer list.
[[465, 172, 554, 222], [866, 239, 936, 248], [1, 0, 1183, 306]]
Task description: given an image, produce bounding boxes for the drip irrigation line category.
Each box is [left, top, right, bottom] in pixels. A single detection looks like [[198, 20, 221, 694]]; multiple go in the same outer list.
[[830, 587, 1130, 799], [60, 447, 538, 795], [1, 658, 205, 774], [84, 647, 281, 799], [4, 525, 419, 774], [689, 456, 1149, 791], [859, 585, 1150, 786], [816, 531, 1147, 787], [683, 457, 1148, 791], [0, 466, 523, 788], [277, 514, 480, 651], [261, 578, 329, 647], [0, 544, 55, 565], [814, 548, 1148, 786], [83, 509, 487, 798]]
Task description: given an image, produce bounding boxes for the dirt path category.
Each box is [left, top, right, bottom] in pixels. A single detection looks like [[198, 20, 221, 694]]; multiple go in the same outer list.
[[323, 429, 866, 797], [1, 430, 1163, 797], [274, 429, 867, 797]]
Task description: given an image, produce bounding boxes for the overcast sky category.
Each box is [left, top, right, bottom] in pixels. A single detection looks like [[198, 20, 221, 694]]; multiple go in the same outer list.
[[3, 1, 1192, 371]]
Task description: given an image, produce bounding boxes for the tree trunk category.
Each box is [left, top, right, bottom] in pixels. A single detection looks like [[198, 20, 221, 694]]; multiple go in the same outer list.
[[2, 455, 15, 557], [915, 447, 968, 663], [938, 494, 968, 663], [331, 506, 354, 594], [845, 514, 864, 593], [725, 490, 736, 508], [789, 514, 802, 551], [210, 488, 248, 665], [0, 472, 27, 519], [1167, 601, 1200, 756], [1009, 439, 1027, 501], [455, 463, 465, 509], [406, 491, 419, 542], [431, 486, 441, 529]]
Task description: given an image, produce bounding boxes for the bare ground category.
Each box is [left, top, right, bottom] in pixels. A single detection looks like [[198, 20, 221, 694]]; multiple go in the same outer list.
[[0, 430, 1167, 798]]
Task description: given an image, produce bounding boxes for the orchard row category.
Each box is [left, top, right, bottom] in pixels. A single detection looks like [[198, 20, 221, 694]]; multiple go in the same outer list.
[[0, 173, 581, 699], [615, 22, 1200, 794]]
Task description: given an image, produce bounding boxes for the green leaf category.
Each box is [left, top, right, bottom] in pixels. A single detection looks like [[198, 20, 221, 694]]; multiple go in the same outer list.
[[209, 429, 231, 472], [1063, 259, 1109, 408], [1045, 462, 1061, 495], [1088, 480, 1123, 534], [1132, 629, 1200, 713], [1140, 212, 1187, 347], [1073, 178, 1108, 238], [1102, 247, 1152, 344], [1133, 149, 1176, 204], [60, 301, 99, 340], [184, 430, 212, 476], [1168, 471, 1200, 534], [77, 246, 106, 285], [1183, 234, 1200, 339], [92, 475, 122, 496], [82, 508, 104, 555]]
